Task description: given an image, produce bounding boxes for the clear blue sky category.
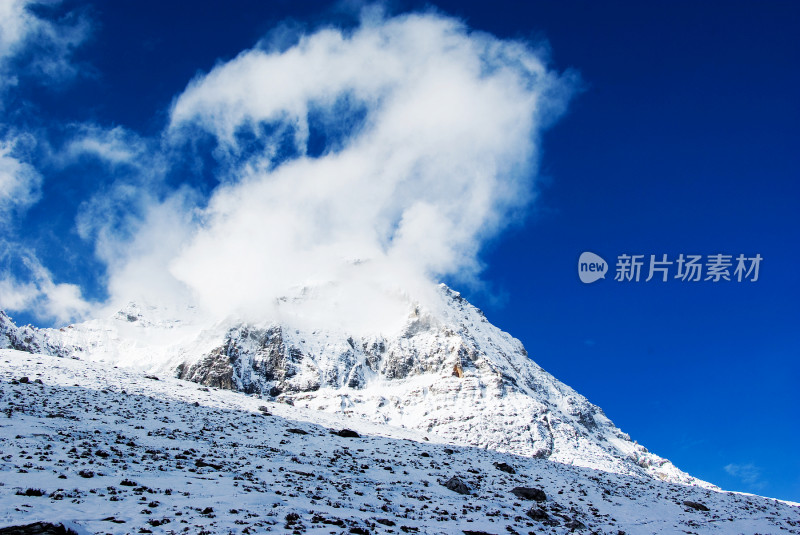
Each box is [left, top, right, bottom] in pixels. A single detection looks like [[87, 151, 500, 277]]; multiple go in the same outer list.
[[1, 1, 798, 502]]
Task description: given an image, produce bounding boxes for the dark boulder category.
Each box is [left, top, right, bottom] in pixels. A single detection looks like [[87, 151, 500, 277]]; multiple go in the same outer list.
[[493, 462, 515, 474], [526, 507, 549, 521], [0, 523, 78, 535], [443, 476, 471, 495], [683, 500, 709, 512], [511, 486, 546, 502]]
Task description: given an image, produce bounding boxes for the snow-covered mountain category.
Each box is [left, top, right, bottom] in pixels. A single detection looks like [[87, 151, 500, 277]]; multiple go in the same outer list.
[[2, 285, 709, 490]]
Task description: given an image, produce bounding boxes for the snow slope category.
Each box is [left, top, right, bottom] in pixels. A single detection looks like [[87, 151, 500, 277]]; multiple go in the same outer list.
[[1, 349, 798, 535]]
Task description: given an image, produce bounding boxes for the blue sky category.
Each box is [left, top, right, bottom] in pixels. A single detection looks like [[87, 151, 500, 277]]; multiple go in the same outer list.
[[0, 1, 798, 501]]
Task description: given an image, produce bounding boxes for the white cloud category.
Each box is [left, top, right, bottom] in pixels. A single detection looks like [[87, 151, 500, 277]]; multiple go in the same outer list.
[[0, 0, 38, 63], [82, 10, 575, 333], [62, 124, 152, 168], [0, 1, 88, 224], [90, 189, 199, 315], [0, 244, 92, 324], [0, 134, 42, 223], [0, 276, 38, 311], [724, 463, 765, 488], [0, 2, 90, 326], [0, 0, 88, 88]]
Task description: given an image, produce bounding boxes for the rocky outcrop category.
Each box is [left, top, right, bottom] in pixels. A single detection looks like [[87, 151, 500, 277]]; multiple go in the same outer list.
[[0, 311, 80, 359], [176, 326, 311, 395]]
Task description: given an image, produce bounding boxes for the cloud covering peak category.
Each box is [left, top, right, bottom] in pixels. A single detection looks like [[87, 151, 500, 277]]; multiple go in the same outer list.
[[0, 8, 574, 332], [120, 11, 576, 332]]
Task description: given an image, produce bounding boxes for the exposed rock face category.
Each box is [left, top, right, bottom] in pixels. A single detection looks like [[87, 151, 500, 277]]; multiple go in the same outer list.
[[0, 311, 80, 359], [177, 325, 321, 394], [176, 348, 236, 390]]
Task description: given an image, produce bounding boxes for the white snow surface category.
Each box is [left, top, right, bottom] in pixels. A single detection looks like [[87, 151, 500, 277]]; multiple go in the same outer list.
[[0, 349, 798, 535]]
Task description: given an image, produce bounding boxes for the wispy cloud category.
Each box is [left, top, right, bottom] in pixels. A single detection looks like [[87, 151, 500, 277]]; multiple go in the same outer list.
[[61, 124, 153, 169], [724, 463, 766, 489], [0, 1, 92, 326], [0, 243, 92, 323], [0, 133, 42, 224], [0, 1, 89, 227], [0, 0, 89, 90]]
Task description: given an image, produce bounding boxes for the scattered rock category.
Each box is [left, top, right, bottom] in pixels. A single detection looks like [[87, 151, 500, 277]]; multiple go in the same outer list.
[[284, 512, 301, 528], [564, 517, 586, 530], [443, 476, 471, 495], [335, 429, 360, 438], [493, 462, 515, 474], [195, 459, 222, 470], [683, 500, 710, 512], [526, 507, 549, 521], [15, 488, 44, 497], [0, 523, 78, 535], [311, 514, 345, 527], [511, 486, 546, 502], [287, 428, 308, 435]]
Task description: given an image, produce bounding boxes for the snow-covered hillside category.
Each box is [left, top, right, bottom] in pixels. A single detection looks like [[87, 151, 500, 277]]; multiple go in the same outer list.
[[1, 349, 798, 535], [1, 285, 707, 489]]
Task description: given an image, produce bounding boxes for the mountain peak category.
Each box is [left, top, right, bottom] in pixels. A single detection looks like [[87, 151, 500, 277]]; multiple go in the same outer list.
[[0, 288, 711, 489]]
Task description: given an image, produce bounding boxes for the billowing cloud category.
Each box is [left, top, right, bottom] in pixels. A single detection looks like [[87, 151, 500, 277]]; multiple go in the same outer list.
[[101, 11, 574, 333], [2, 9, 573, 333]]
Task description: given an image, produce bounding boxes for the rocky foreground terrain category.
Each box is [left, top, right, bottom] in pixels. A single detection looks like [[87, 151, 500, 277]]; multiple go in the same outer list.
[[1, 349, 798, 534]]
